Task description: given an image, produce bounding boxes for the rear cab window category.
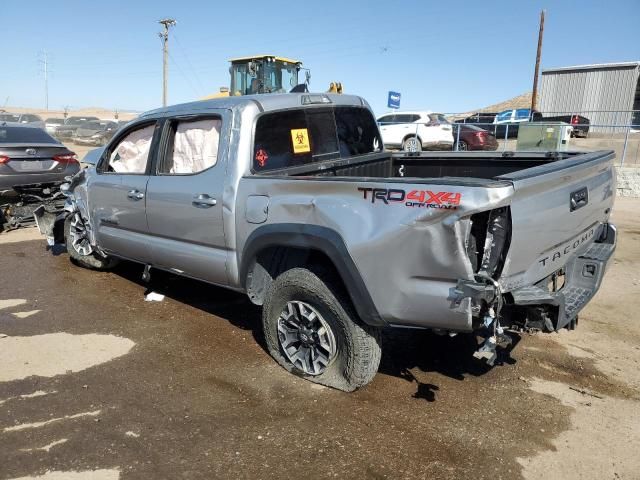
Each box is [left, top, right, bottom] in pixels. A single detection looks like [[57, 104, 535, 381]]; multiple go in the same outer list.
[[253, 106, 382, 172]]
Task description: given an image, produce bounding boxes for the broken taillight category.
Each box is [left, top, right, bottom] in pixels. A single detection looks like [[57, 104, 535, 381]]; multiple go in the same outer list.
[[467, 207, 511, 279], [53, 153, 78, 164]]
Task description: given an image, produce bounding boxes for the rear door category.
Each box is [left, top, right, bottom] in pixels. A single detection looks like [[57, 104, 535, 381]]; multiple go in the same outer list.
[[378, 114, 398, 147], [89, 120, 160, 263], [498, 152, 616, 290], [429, 113, 454, 144], [145, 111, 229, 286]]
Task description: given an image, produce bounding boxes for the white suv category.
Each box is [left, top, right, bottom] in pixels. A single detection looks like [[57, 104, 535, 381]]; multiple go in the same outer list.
[[377, 111, 453, 151]]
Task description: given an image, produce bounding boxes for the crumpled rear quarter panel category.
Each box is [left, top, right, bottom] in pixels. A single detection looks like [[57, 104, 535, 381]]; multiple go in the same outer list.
[[236, 177, 513, 330]]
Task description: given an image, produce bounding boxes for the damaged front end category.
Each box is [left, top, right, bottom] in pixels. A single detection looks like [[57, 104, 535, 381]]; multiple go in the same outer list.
[[0, 184, 66, 232], [33, 170, 85, 245]]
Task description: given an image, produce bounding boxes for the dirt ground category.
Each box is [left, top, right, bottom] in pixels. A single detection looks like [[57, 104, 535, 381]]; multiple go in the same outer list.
[[0, 198, 639, 480]]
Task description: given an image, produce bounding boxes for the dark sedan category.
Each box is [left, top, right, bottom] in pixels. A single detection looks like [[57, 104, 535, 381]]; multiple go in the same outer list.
[[73, 120, 119, 146], [54, 116, 100, 140], [0, 124, 79, 193], [452, 124, 499, 151]]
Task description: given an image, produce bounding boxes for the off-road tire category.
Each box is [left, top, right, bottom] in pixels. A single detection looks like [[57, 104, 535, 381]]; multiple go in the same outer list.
[[65, 215, 118, 270], [262, 267, 382, 392]]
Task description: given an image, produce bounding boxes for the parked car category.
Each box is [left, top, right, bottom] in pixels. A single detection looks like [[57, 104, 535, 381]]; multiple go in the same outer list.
[[0, 125, 79, 193], [452, 124, 499, 150], [0, 113, 45, 129], [37, 93, 618, 392], [73, 120, 119, 146], [483, 108, 533, 138], [44, 118, 65, 136], [55, 116, 100, 140], [377, 111, 453, 151], [455, 112, 498, 125]]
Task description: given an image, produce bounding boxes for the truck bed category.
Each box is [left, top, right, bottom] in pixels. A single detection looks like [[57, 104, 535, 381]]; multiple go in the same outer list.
[[260, 150, 577, 181]]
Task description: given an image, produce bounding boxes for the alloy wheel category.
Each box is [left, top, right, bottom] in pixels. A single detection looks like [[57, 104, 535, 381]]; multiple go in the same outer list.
[[277, 301, 337, 375]]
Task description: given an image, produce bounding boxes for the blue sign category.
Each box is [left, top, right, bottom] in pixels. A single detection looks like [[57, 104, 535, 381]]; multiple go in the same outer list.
[[387, 91, 401, 109]]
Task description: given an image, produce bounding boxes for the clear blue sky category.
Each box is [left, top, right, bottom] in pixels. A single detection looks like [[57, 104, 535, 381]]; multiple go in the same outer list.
[[2, 0, 638, 116]]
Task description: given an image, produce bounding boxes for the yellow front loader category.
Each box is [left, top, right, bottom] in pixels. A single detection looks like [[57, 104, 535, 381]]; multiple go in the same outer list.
[[202, 55, 342, 99]]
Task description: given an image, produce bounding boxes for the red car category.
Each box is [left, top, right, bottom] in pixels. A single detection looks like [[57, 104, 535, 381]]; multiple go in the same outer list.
[[453, 124, 499, 151]]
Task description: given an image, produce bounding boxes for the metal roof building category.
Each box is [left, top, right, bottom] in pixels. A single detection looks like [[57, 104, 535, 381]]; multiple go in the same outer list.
[[538, 61, 640, 132]]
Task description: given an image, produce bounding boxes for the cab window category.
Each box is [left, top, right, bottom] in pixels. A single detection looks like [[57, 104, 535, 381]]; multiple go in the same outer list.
[[159, 117, 221, 175], [253, 106, 381, 172], [104, 123, 156, 174]]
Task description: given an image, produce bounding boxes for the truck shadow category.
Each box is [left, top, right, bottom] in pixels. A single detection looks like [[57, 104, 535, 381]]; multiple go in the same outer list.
[[378, 328, 520, 401], [111, 261, 520, 400]]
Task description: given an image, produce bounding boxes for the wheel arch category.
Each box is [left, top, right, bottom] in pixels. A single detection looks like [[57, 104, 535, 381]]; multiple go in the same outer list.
[[240, 224, 386, 327], [402, 133, 422, 146]]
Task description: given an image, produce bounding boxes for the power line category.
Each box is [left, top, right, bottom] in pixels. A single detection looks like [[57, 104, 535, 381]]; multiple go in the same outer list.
[[167, 50, 200, 98], [172, 32, 206, 95]]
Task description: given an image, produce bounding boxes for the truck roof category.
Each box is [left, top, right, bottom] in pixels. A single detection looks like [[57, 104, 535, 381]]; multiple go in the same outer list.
[[140, 93, 369, 119]]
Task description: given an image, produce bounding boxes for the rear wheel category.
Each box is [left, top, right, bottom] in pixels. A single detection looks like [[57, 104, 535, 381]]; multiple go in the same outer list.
[[65, 213, 118, 270], [262, 267, 382, 392], [402, 136, 422, 152], [457, 140, 469, 151]]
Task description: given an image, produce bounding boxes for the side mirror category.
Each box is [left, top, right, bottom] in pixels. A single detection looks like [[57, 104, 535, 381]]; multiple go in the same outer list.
[[82, 146, 105, 167]]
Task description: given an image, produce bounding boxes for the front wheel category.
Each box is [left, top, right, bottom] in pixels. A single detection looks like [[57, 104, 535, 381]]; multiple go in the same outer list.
[[402, 136, 422, 152], [262, 268, 382, 392], [65, 213, 118, 270]]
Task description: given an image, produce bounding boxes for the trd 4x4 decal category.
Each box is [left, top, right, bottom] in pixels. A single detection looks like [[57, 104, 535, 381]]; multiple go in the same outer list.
[[357, 187, 462, 209]]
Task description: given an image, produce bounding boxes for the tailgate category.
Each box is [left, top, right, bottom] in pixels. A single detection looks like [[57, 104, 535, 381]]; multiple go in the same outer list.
[[498, 150, 616, 291]]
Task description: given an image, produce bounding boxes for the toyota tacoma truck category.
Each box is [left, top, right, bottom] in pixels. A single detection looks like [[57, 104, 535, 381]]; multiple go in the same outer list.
[[38, 93, 617, 391]]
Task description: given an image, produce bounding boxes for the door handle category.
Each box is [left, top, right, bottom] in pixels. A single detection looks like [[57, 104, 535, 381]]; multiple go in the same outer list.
[[127, 190, 144, 200], [192, 194, 217, 208]]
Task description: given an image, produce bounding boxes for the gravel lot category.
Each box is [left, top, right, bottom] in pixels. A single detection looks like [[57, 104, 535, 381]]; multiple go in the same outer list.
[[0, 199, 639, 480]]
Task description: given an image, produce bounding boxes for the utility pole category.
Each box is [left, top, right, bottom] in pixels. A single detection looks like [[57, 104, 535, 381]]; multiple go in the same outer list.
[[39, 50, 50, 111], [158, 18, 176, 107], [531, 10, 545, 112]]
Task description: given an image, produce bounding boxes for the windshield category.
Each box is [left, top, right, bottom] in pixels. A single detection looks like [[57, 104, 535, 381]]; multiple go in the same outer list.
[[264, 62, 298, 93], [81, 121, 103, 130], [66, 117, 96, 126], [496, 111, 513, 122], [0, 113, 20, 122], [0, 126, 59, 144]]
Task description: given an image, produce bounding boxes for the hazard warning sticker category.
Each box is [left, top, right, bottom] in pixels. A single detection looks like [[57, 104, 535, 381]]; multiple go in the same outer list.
[[290, 128, 311, 154]]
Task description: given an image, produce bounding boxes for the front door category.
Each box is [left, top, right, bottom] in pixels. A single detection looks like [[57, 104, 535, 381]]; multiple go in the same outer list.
[[89, 121, 159, 263], [145, 112, 229, 286]]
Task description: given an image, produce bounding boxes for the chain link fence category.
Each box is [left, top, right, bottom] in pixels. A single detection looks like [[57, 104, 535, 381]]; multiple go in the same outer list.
[[378, 110, 640, 167]]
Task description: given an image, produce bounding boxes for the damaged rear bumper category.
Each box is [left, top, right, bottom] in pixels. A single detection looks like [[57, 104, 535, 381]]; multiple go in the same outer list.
[[508, 223, 616, 330], [454, 223, 617, 332]]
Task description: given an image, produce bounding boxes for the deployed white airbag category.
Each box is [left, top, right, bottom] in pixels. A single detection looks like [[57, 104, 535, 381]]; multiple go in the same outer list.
[[109, 124, 155, 173], [170, 119, 221, 174]]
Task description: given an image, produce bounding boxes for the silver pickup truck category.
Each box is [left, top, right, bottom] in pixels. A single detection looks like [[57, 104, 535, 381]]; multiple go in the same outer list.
[[40, 93, 617, 391]]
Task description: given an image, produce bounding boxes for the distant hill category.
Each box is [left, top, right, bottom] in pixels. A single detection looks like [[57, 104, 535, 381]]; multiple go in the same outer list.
[[450, 92, 533, 120], [477, 92, 533, 113]]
